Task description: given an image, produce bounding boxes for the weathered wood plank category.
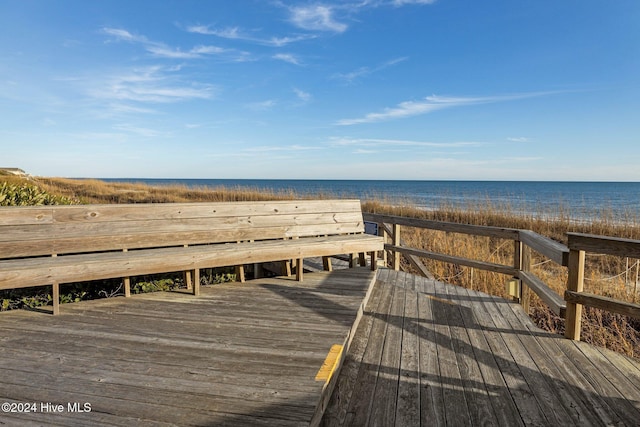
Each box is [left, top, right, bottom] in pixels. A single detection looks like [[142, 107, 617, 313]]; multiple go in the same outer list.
[[572, 341, 640, 415], [319, 275, 387, 426], [363, 213, 520, 240], [431, 279, 472, 426], [518, 229, 569, 266], [519, 270, 566, 317], [492, 294, 606, 426], [342, 271, 395, 426], [484, 293, 572, 425], [506, 296, 627, 425], [394, 274, 421, 427], [0, 268, 372, 426], [386, 244, 518, 276], [568, 232, 640, 258], [0, 206, 54, 225], [0, 235, 383, 290], [469, 286, 549, 425], [565, 290, 640, 319], [553, 338, 640, 425], [450, 285, 524, 426], [415, 281, 447, 426], [441, 283, 500, 427], [565, 249, 586, 340], [48, 200, 364, 222], [368, 274, 405, 426]]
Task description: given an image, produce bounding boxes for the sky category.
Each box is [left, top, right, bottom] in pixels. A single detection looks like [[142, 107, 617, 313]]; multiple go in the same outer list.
[[1, 1, 639, 180]]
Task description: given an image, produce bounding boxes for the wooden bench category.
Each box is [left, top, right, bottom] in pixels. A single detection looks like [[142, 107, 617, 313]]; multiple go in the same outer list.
[[0, 199, 383, 314]]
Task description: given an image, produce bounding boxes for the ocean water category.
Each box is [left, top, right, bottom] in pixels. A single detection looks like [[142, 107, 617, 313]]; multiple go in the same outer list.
[[100, 179, 640, 222]]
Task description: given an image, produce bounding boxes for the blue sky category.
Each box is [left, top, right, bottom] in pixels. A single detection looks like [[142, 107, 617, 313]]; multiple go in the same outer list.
[[1, 1, 639, 180]]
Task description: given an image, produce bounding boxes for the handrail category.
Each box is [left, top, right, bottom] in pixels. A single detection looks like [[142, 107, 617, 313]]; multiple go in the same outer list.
[[366, 214, 640, 342], [363, 213, 520, 240], [565, 232, 640, 340], [386, 244, 519, 276], [364, 212, 567, 316], [518, 230, 570, 266]]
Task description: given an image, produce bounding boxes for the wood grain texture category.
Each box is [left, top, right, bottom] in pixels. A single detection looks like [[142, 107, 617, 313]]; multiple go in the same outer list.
[[568, 232, 640, 258], [363, 212, 520, 240], [0, 268, 374, 426], [518, 230, 569, 266], [322, 269, 640, 426], [0, 201, 384, 301], [565, 290, 640, 319]]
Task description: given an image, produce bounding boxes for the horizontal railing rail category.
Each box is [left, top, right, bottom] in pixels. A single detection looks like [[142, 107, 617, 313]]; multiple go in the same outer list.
[[364, 213, 568, 318], [565, 232, 640, 340]]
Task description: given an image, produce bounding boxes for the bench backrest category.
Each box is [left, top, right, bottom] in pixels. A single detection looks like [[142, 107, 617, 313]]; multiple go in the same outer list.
[[0, 200, 365, 259]]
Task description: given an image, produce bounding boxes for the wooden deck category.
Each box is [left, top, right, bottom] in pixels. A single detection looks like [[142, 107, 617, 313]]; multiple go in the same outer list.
[[0, 267, 376, 426], [3, 267, 640, 426], [322, 269, 640, 426]]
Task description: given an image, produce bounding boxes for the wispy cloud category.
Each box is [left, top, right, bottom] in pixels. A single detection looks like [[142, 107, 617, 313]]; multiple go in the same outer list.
[[391, 0, 437, 5], [360, 0, 437, 7], [186, 25, 314, 47], [113, 123, 167, 137], [336, 92, 556, 125], [103, 28, 146, 43], [293, 88, 312, 103], [332, 56, 408, 83], [88, 66, 216, 104], [102, 27, 234, 60], [246, 100, 277, 111], [242, 144, 322, 153], [507, 137, 529, 143], [273, 53, 303, 65], [289, 5, 348, 33], [284, 0, 436, 34], [146, 44, 226, 59], [330, 137, 482, 148]]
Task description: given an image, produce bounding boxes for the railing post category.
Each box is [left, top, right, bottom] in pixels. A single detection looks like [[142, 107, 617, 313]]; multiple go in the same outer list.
[[565, 248, 586, 340], [521, 245, 532, 314], [513, 241, 522, 300], [392, 223, 401, 271], [380, 223, 388, 267]]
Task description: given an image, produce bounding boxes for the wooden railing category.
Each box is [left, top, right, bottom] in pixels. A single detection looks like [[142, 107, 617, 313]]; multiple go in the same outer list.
[[564, 233, 640, 340], [364, 213, 569, 317], [365, 213, 640, 341]]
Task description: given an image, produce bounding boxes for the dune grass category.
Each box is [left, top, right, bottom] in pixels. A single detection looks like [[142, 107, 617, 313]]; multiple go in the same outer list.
[[3, 176, 640, 357]]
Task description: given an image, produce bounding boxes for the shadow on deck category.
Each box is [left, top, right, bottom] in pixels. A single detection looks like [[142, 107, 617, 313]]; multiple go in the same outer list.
[[2, 267, 640, 426], [0, 267, 375, 427], [322, 269, 640, 426]]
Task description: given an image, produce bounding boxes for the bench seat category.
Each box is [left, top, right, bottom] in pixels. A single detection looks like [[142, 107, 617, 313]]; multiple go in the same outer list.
[[0, 234, 382, 290]]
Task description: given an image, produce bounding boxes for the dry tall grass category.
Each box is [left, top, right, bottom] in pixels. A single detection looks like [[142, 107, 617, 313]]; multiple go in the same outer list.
[[36, 177, 301, 204], [5, 176, 640, 357]]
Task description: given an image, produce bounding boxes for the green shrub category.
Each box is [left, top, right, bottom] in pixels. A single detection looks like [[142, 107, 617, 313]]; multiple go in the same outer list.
[[0, 182, 75, 206], [132, 278, 176, 294]]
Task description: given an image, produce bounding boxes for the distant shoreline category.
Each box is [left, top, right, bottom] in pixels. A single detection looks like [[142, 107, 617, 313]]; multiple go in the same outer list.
[[92, 177, 640, 223]]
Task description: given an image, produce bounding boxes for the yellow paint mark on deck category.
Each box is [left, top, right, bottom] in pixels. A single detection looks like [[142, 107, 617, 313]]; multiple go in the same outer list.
[[315, 344, 343, 383]]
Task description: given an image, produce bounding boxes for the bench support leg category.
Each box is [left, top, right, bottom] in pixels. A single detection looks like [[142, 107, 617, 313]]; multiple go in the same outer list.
[[184, 270, 192, 290], [192, 269, 200, 296], [370, 251, 377, 271], [359, 252, 366, 267], [52, 282, 60, 315], [349, 254, 356, 268], [296, 258, 304, 282], [322, 256, 332, 272], [236, 265, 246, 283], [283, 260, 292, 277], [123, 277, 131, 297]]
